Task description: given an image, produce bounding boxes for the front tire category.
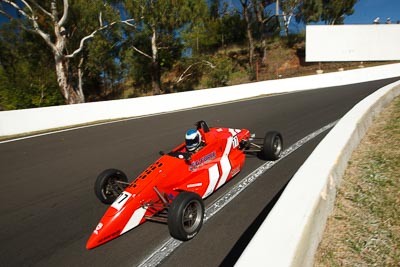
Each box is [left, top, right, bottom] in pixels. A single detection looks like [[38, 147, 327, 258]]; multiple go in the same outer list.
[[260, 131, 283, 160], [94, 168, 128, 204], [168, 191, 204, 241]]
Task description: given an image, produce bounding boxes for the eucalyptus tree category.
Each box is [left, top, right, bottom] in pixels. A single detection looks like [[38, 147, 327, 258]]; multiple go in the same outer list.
[[252, 0, 275, 65], [0, 0, 120, 104], [239, 0, 277, 77], [0, 22, 62, 109], [239, 0, 256, 74], [278, 0, 300, 37], [278, 0, 357, 30], [121, 0, 208, 95], [321, 0, 358, 25], [294, 0, 323, 24]]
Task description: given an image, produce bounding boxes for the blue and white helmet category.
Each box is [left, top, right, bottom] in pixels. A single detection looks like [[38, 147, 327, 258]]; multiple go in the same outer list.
[[185, 129, 202, 152]]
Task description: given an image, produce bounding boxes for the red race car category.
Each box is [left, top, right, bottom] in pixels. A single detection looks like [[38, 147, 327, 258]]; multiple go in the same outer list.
[[86, 121, 283, 249]]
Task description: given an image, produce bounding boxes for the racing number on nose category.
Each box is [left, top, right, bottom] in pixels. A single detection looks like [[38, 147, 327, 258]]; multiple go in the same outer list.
[[112, 192, 132, 211]]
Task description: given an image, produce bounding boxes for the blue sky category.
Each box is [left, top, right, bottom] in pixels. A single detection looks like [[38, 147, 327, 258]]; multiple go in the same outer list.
[[225, 0, 400, 25], [344, 0, 400, 24], [1, 1, 399, 26]]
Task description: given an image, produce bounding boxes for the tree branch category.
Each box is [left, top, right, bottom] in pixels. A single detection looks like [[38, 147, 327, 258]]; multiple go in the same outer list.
[[176, 60, 215, 83], [58, 0, 68, 27], [28, 0, 52, 18], [202, 60, 216, 69], [0, 9, 13, 20], [65, 19, 135, 58], [132, 46, 152, 59], [121, 20, 136, 27], [2, 0, 32, 19]]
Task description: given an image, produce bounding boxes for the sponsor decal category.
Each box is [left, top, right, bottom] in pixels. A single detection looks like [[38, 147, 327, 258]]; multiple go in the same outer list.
[[98, 230, 121, 244], [230, 166, 240, 177], [187, 183, 203, 188], [94, 222, 103, 235], [189, 151, 216, 171]]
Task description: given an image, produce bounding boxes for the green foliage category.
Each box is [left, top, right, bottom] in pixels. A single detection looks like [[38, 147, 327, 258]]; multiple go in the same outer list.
[[121, 0, 208, 94], [293, 0, 358, 24], [120, 26, 184, 94], [0, 0, 123, 106], [0, 23, 63, 110], [171, 58, 204, 92], [124, 0, 207, 32], [204, 55, 234, 88], [295, 0, 323, 23], [0, 0, 360, 109], [169, 54, 235, 93], [321, 0, 359, 25], [182, 10, 247, 55], [219, 13, 247, 47], [66, 0, 123, 100]]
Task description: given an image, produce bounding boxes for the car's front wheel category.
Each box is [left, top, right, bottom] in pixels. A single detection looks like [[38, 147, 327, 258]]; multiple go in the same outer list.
[[260, 131, 283, 160], [168, 191, 204, 241], [94, 168, 128, 204]]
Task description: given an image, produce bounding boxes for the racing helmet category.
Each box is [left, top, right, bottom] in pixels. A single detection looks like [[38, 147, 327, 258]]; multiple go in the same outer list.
[[185, 129, 202, 152]]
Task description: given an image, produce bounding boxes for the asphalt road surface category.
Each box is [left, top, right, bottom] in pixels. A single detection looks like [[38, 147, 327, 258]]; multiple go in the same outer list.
[[1, 77, 398, 267]]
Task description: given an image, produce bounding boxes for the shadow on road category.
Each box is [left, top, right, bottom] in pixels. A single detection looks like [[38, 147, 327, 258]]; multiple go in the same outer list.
[[220, 185, 287, 266]]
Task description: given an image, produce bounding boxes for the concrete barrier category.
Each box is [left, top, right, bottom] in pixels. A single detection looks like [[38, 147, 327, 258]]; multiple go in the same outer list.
[[1, 63, 400, 137], [235, 80, 400, 267]]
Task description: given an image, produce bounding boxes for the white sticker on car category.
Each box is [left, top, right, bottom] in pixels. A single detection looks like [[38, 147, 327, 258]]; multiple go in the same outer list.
[[111, 192, 132, 211]]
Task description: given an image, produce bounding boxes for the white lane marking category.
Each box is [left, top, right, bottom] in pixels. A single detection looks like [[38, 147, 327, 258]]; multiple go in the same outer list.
[[136, 120, 338, 267]]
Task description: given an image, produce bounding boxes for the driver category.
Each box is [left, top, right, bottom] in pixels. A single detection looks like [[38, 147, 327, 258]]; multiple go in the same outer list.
[[185, 129, 204, 153]]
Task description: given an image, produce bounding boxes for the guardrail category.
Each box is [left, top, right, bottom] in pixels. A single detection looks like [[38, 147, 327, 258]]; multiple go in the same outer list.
[[1, 63, 400, 137], [235, 80, 400, 266]]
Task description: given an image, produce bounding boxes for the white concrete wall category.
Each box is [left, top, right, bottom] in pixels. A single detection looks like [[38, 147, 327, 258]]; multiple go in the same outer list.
[[306, 25, 400, 62], [235, 80, 400, 267], [1, 63, 400, 137]]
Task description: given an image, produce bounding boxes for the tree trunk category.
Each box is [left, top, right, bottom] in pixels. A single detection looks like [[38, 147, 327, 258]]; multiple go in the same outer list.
[[150, 27, 161, 95], [242, 1, 255, 76], [77, 57, 85, 102], [254, 1, 268, 66], [261, 39, 268, 66], [245, 10, 254, 68], [55, 54, 84, 104]]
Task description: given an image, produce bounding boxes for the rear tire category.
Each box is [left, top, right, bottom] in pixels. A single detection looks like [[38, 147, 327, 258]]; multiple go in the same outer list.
[[260, 131, 283, 160], [168, 191, 204, 241], [94, 169, 128, 204]]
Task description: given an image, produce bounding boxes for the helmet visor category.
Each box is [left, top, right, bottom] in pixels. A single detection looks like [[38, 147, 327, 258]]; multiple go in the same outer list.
[[186, 134, 200, 151]]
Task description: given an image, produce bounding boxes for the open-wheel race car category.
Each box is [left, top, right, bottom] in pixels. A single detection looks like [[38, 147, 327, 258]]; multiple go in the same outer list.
[[86, 121, 283, 249]]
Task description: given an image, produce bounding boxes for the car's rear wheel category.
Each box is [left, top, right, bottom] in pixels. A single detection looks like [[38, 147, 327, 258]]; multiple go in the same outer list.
[[260, 131, 283, 160], [168, 191, 204, 241], [95, 168, 128, 204]]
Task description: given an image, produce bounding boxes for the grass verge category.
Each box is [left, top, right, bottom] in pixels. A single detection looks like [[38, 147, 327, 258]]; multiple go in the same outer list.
[[314, 96, 400, 266]]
